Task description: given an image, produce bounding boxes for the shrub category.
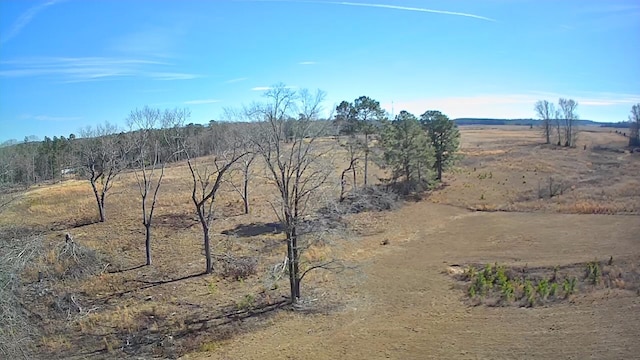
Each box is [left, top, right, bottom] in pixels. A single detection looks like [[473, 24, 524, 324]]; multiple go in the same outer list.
[[219, 254, 258, 281], [585, 261, 601, 285], [537, 279, 551, 300], [563, 277, 577, 297], [524, 280, 536, 307]]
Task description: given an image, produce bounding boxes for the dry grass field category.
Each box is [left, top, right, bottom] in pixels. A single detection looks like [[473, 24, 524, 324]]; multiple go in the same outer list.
[[1, 126, 639, 359]]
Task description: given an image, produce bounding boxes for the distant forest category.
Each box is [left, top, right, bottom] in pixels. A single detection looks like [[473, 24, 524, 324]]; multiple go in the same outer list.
[[453, 118, 629, 128]]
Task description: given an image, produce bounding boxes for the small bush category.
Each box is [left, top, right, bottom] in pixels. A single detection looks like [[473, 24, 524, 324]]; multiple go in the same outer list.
[[235, 294, 256, 311], [563, 277, 577, 297], [338, 185, 401, 214], [218, 254, 258, 281], [585, 261, 601, 285]]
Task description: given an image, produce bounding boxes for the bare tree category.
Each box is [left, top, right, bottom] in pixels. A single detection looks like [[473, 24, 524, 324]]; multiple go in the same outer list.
[[221, 108, 260, 215], [226, 152, 257, 215], [558, 98, 579, 147], [127, 106, 179, 266], [78, 122, 130, 222], [161, 108, 189, 162], [184, 127, 249, 274], [250, 84, 336, 304], [338, 137, 362, 202], [629, 103, 640, 147], [534, 100, 555, 144]]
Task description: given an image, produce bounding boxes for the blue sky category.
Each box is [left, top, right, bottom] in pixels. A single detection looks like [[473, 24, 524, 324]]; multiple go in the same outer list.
[[1, 0, 639, 141]]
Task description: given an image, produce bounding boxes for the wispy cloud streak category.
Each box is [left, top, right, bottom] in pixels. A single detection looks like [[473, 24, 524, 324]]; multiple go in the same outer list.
[[1, 0, 65, 44], [326, 2, 496, 21], [299, 61, 317, 65], [243, 0, 495, 21], [184, 99, 221, 105], [0, 57, 201, 82], [20, 113, 81, 122], [225, 77, 248, 83], [251, 85, 297, 91]]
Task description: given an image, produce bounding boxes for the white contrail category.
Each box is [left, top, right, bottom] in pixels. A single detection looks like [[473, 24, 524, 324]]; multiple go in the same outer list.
[[324, 1, 496, 22], [241, 0, 496, 22], [1, 0, 66, 45]]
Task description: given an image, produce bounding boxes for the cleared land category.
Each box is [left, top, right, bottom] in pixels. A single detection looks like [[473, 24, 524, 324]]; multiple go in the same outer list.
[[1, 126, 638, 359]]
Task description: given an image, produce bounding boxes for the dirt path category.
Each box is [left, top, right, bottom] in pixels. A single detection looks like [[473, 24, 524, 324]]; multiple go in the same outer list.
[[185, 202, 640, 360]]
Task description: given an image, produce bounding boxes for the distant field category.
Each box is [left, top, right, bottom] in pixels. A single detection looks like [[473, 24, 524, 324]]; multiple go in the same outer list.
[[1, 125, 638, 359]]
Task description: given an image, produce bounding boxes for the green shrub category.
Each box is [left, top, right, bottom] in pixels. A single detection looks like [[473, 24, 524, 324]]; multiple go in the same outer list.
[[501, 280, 515, 301], [236, 294, 256, 311], [550, 282, 559, 298], [537, 279, 551, 300], [524, 280, 536, 306], [585, 261, 601, 285], [563, 277, 577, 297]]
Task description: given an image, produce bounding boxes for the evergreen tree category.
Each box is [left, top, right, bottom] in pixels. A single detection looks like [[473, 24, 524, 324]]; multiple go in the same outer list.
[[379, 110, 433, 193], [419, 110, 460, 181]]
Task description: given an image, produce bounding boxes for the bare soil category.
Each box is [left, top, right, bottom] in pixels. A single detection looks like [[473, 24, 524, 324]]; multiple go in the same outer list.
[[1, 126, 639, 359], [185, 202, 640, 360]]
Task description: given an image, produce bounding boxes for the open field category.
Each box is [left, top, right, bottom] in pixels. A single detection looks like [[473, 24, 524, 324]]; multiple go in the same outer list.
[[1, 126, 639, 359]]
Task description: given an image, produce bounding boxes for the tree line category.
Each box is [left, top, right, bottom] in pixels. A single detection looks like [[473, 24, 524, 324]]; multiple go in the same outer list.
[[534, 99, 640, 148], [0, 84, 460, 305]]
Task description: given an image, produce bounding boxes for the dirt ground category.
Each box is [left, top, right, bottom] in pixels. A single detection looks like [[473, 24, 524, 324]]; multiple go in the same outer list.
[[184, 202, 639, 360], [183, 127, 640, 360], [2, 126, 639, 359]]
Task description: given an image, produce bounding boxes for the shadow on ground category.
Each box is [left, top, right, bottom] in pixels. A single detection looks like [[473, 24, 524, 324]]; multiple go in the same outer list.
[[221, 222, 283, 237]]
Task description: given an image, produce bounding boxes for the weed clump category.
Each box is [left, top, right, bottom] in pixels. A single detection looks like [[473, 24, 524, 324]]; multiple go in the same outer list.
[[461, 263, 567, 307], [218, 253, 258, 281], [456, 259, 640, 308]]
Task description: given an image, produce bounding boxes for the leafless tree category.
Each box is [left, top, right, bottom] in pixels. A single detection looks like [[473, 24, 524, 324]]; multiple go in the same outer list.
[[127, 106, 179, 266], [161, 108, 190, 162], [220, 108, 260, 215], [226, 152, 257, 215], [338, 137, 363, 202], [249, 84, 337, 304], [534, 100, 555, 144], [629, 103, 640, 147], [558, 98, 579, 147], [78, 122, 130, 222], [184, 126, 250, 274]]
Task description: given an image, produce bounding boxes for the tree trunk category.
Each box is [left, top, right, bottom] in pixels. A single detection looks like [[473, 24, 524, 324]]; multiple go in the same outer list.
[[352, 165, 357, 191], [90, 179, 106, 222], [436, 157, 443, 181], [197, 208, 213, 274], [291, 225, 300, 300], [145, 223, 152, 265], [363, 134, 369, 187], [243, 170, 249, 214], [545, 121, 551, 144], [286, 232, 297, 304], [204, 225, 212, 274]]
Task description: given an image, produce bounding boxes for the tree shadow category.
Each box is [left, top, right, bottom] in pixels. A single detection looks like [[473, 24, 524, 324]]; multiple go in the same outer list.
[[221, 222, 283, 237], [75, 297, 290, 358], [155, 213, 198, 230], [96, 272, 206, 302], [49, 216, 99, 231], [106, 264, 146, 274]]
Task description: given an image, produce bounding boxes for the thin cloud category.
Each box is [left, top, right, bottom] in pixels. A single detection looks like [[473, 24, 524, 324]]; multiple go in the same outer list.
[[184, 99, 221, 105], [383, 92, 640, 119], [299, 61, 317, 65], [306, 1, 495, 22], [20, 114, 81, 122], [149, 72, 202, 81], [225, 77, 248, 83], [0, 57, 199, 82], [251, 85, 297, 91], [251, 86, 273, 91], [1, 0, 65, 44]]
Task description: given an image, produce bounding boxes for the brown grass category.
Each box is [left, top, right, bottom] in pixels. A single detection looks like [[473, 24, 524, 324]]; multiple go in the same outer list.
[[1, 126, 639, 359]]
